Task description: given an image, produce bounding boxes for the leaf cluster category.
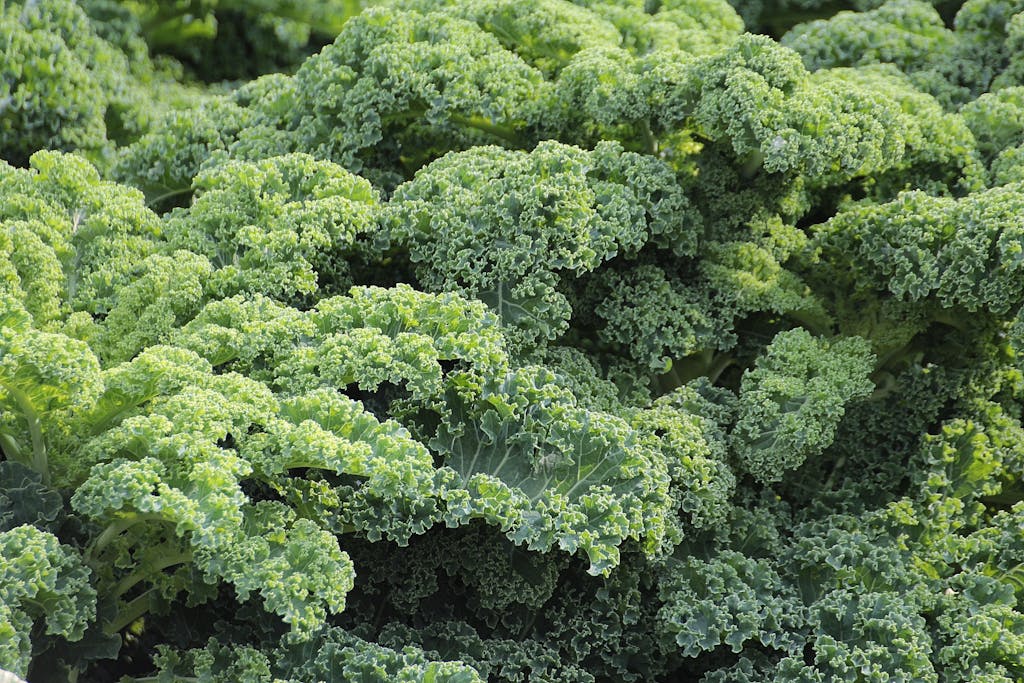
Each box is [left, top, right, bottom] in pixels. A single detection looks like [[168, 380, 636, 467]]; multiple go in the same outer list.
[[2, 0, 1024, 680]]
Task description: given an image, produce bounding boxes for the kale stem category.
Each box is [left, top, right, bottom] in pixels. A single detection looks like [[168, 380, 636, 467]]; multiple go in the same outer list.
[[104, 590, 156, 635], [145, 185, 194, 208], [113, 549, 194, 599], [449, 114, 525, 146], [669, 349, 715, 388], [371, 588, 393, 636], [86, 513, 168, 564], [1, 383, 49, 485], [872, 342, 923, 376], [823, 453, 847, 490], [930, 309, 968, 332], [0, 432, 24, 462], [640, 120, 658, 155], [707, 354, 736, 384], [738, 149, 765, 179]]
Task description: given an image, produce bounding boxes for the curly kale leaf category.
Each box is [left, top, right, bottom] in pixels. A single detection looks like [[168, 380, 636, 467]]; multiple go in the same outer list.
[[0, 297, 103, 485], [66, 356, 361, 637], [388, 140, 698, 348], [1, 0, 116, 163], [432, 367, 672, 574], [731, 329, 875, 483], [172, 285, 509, 408], [151, 628, 484, 682], [0, 526, 96, 678], [0, 152, 163, 329], [811, 184, 1024, 317], [657, 550, 805, 657], [163, 153, 380, 304], [288, 6, 549, 176], [0, 462, 63, 534], [390, 0, 623, 75]]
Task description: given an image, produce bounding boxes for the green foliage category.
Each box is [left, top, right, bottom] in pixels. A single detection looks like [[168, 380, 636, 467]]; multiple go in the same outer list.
[[0, 297, 103, 485], [110, 97, 256, 208], [388, 140, 697, 348], [0, 0, 203, 166], [811, 184, 1024, 316], [731, 329, 875, 483], [288, 6, 550, 176], [433, 366, 673, 573], [0, 526, 96, 677], [154, 629, 485, 682], [0, 151, 163, 327], [5, 0, 1024, 680], [562, 0, 745, 55], [83, 0, 366, 82], [0, 0, 111, 165], [656, 550, 804, 657], [164, 153, 380, 303], [781, 0, 970, 105], [391, 0, 623, 74]]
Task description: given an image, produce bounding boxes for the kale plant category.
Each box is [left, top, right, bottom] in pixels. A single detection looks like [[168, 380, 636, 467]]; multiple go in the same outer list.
[[1, 0, 1023, 680]]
